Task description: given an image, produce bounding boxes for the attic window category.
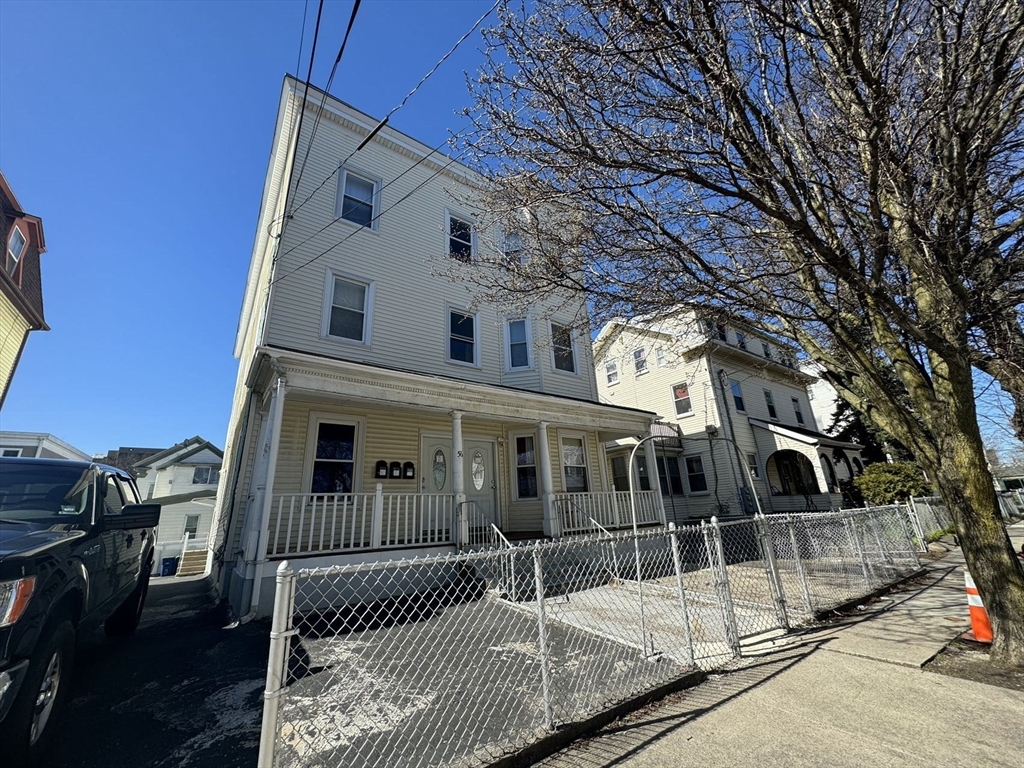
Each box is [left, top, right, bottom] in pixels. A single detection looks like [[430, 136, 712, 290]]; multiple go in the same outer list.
[[192, 466, 220, 485], [7, 226, 26, 274]]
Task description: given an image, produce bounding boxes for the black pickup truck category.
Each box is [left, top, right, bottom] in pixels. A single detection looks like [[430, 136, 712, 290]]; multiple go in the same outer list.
[[0, 458, 160, 765]]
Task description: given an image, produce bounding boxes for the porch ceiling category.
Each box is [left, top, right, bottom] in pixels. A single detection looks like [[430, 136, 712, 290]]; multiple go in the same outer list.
[[251, 346, 655, 436]]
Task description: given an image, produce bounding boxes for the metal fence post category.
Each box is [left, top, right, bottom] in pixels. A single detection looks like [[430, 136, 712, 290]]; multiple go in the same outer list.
[[371, 483, 384, 549], [906, 499, 927, 552], [258, 561, 296, 768], [786, 514, 814, 615], [704, 517, 740, 656], [667, 523, 694, 665], [845, 514, 872, 588], [895, 504, 921, 568], [756, 514, 789, 630], [532, 547, 555, 731]]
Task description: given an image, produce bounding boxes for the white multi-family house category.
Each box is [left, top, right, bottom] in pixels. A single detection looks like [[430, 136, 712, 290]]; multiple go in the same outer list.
[[209, 77, 661, 618], [593, 313, 865, 522], [133, 436, 222, 575], [0, 431, 90, 461]]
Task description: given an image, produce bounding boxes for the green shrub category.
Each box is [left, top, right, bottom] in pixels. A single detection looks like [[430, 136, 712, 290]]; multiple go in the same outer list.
[[854, 461, 932, 505]]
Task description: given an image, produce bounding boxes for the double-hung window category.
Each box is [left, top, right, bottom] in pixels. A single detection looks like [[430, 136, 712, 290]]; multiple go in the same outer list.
[[762, 342, 772, 359], [336, 169, 378, 229], [449, 309, 478, 365], [747, 453, 760, 479], [764, 389, 778, 419], [792, 397, 805, 425], [715, 323, 728, 341], [448, 211, 474, 262], [311, 421, 357, 494], [673, 383, 693, 416], [561, 436, 588, 492], [506, 318, 531, 370], [685, 456, 708, 493], [605, 360, 619, 385], [7, 226, 25, 275], [503, 231, 524, 267], [514, 435, 538, 499], [736, 332, 747, 350], [657, 456, 685, 494], [633, 348, 648, 375], [325, 273, 373, 343], [551, 323, 576, 373], [730, 379, 745, 412], [183, 515, 200, 537], [655, 348, 666, 367]]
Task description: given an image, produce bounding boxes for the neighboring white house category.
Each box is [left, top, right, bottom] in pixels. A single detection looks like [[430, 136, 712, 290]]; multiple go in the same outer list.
[[209, 76, 661, 618], [0, 431, 91, 461], [133, 436, 222, 575], [802, 362, 843, 433], [594, 313, 866, 522]]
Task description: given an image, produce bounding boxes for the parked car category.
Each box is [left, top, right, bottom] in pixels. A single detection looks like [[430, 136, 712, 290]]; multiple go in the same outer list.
[[0, 458, 160, 765]]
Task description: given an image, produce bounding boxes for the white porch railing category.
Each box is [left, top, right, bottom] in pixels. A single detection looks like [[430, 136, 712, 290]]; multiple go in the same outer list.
[[268, 484, 453, 557], [554, 490, 662, 535], [767, 493, 837, 513]]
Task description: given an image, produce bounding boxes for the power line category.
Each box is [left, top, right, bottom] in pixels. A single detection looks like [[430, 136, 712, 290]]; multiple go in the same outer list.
[[293, 0, 310, 80]]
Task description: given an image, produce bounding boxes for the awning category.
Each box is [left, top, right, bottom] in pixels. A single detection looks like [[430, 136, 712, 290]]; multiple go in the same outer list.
[[748, 418, 862, 450]]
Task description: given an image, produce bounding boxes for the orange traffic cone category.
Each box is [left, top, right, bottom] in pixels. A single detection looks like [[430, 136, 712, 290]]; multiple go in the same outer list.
[[964, 570, 993, 643]]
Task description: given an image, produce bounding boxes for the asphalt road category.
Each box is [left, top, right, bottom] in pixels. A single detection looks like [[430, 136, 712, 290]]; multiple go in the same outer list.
[[46, 575, 269, 768]]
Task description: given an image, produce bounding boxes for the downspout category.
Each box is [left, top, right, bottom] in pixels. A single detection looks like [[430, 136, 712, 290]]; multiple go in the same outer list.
[[241, 373, 287, 622]]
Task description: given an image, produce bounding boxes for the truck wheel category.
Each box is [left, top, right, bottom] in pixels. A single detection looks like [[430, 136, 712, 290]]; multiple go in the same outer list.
[[104, 567, 151, 637], [0, 619, 76, 767]]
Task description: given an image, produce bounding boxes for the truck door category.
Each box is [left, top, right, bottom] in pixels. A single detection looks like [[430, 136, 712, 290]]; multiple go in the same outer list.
[[115, 476, 147, 584]]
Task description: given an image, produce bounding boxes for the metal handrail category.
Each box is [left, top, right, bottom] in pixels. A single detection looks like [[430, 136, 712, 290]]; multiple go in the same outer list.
[[490, 524, 512, 549]]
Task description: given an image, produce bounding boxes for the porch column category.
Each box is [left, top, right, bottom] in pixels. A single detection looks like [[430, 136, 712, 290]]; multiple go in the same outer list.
[[452, 411, 467, 544], [537, 421, 559, 537], [643, 436, 667, 525], [248, 375, 286, 617]]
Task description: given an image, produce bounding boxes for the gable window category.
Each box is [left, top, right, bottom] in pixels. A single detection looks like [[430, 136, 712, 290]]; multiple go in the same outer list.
[[183, 515, 200, 537], [736, 332, 747, 350], [336, 169, 378, 228], [673, 383, 693, 416], [448, 309, 478, 365], [514, 435, 538, 499], [605, 360, 619, 385], [657, 456, 685, 495], [763, 389, 778, 419], [325, 273, 373, 343], [685, 456, 709, 493], [311, 422, 356, 494], [448, 211, 474, 262], [506, 318, 531, 370], [192, 466, 220, 485], [1, 448, 21, 457], [792, 397, 805, 425], [633, 348, 648, 375], [551, 323, 576, 373], [730, 379, 745, 412], [561, 436, 588, 492], [7, 226, 26, 274], [747, 453, 760, 479], [655, 348, 666, 367], [762, 342, 772, 359]]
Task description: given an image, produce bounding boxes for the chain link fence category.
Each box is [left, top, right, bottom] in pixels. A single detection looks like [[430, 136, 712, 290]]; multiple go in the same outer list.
[[258, 505, 925, 768]]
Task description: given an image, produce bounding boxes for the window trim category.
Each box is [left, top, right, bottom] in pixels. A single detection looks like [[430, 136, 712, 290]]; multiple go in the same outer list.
[[633, 347, 648, 376], [655, 347, 666, 367], [504, 317, 533, 372], [302, 413, 367, 495], [761, 342, 772, 359], [334, 166, 382, 232], [747, 453, 761, 480], [7, 225, 26, 275], [558, 430, 590, 493], [320, 268, 375, 347], [191, 466, 220, 485], [763, 389, 778, 420], [183, 514, 200, 537], [672, 382, 694, 417], [730, 379, 746, 412], [509, 430, 540, 502], [447, 304, 481, 368], [446, 208, 476, 262], [1, 448, 22, 457], [735, 332, 747, 350], [792, 397, 805, 425], [604, 359, 619, 386], [684, 454, 710, 495], [550, 321, 579, 376]]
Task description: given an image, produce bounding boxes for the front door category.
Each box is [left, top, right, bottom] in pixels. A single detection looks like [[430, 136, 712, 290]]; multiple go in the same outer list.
[[420, 436, 498, 528]]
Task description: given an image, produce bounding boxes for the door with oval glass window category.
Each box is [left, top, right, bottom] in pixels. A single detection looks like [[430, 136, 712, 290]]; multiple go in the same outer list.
[[420, 436, 498, 531]]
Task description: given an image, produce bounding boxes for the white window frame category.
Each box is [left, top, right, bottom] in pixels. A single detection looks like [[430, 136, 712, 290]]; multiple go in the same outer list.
[[605, 360, 619, 386], [747, 453, 761, 479], [550, 321, 578, 375], [191, 466, 220, 485], [792, 397, 805, 425], [730, 379, 746, 412], [672, 382, 694, 417], [633, 347, 648, 375], [321, 268, 375, 347], [183, 514, 200, 537], [763, 389, 778, 420], [509, 430, 540, 502], [655, 347, 666, 367], [334, 167, 382, 231], [446, 208, 476, 262], [503, 229, 525, 267], [504, 317, 533, 371], [558, 430, 590, 493], [685, 454, 710, 495], [302, 413, 367, 495], [7, 225, 26, 274], [1, 448, 22, 457], [447, 304, 481, 368]]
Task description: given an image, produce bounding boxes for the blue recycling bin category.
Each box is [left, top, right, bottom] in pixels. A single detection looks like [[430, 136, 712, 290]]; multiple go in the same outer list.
[[161, 557, 180, 576]]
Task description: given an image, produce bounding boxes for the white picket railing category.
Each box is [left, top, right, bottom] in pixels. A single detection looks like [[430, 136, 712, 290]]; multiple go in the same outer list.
[[554, 490, 662, 535], [269, 486, 453, 556]]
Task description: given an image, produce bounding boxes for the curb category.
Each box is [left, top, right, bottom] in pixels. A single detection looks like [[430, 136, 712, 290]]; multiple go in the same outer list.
[[811, 567, 927, 622], [489, 668, 707, 768]]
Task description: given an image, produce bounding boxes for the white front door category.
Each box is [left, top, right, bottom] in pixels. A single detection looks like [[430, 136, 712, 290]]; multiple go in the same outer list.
[[420, 436, 498, 527]]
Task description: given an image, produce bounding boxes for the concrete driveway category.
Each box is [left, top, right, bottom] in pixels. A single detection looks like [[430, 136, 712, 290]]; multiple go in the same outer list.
[[46, 575, 269, 768]]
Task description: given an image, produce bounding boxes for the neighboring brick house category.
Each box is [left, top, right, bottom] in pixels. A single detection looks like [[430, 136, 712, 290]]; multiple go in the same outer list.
[[0, 170, 48, 408]]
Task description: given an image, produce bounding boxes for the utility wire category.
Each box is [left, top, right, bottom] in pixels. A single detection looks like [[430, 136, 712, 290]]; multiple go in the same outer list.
[[294, 0, 310, 80]]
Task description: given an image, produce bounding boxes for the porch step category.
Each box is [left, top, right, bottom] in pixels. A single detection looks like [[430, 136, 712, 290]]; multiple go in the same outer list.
[[176, 550, 208, 577]]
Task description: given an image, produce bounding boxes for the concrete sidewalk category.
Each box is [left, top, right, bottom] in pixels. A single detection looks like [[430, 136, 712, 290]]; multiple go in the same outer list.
[[539, 532, 1024, 768]]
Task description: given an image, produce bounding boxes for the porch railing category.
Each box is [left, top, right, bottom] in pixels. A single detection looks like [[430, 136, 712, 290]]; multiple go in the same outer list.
[[268, 485, 453, 557], [554, 490, 662, 535]]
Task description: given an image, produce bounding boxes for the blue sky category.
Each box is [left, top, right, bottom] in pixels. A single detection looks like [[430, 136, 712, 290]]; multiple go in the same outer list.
[[0, 0, 496, 455]]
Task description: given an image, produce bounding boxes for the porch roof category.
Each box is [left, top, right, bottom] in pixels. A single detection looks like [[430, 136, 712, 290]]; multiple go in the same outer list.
[[748, 418, 862, 451], [250, 346, 657, 436]]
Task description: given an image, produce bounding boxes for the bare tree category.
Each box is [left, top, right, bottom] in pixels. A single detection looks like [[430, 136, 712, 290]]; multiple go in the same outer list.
[[459, 0, 1024, 662]]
